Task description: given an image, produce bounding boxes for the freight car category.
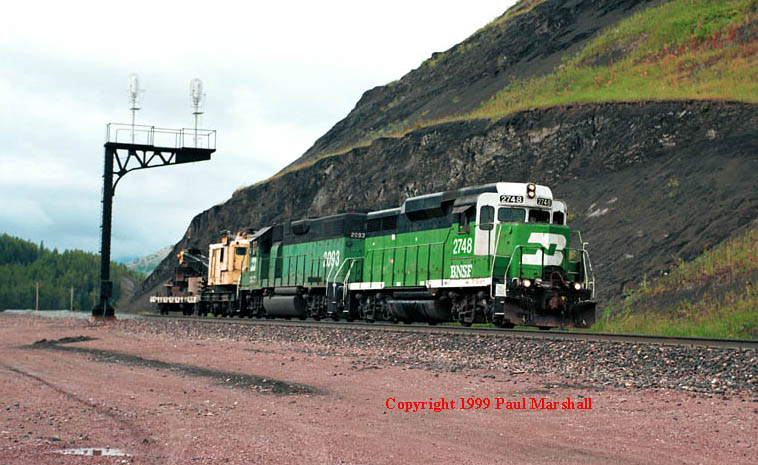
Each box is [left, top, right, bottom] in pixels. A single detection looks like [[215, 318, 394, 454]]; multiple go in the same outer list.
[[149, 248, 207, 315], [152, 182, 596, 329]]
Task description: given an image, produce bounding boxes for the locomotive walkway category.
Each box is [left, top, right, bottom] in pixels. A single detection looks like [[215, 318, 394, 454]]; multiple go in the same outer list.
[[141, 313, 758, 350]]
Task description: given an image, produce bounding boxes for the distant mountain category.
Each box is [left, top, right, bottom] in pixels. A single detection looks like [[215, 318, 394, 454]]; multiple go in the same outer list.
[[124, 246, 172, 276]]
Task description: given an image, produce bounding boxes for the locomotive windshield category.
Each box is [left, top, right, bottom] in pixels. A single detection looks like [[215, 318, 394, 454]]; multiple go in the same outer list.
[[498, 207, 526, 222], [496, 207, 553, 224]]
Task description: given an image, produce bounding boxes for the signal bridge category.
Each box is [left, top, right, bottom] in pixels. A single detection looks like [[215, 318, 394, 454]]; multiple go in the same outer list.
[[94, 123, 217, 318]]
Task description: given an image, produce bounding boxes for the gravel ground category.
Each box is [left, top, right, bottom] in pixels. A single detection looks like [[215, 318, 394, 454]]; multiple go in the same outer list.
[[120, 318, 758, 397], [1, 313, 756, 465]]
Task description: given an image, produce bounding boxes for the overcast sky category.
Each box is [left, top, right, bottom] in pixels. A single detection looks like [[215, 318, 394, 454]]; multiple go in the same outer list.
[[0, 0, 517, 260]]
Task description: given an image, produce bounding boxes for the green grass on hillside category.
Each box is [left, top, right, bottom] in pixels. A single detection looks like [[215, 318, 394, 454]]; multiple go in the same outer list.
[[471, 0, 758, 119], [592, 228, 758, 339]]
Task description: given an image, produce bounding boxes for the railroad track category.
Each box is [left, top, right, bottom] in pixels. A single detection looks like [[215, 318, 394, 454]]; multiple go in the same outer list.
[[139, 313, 758, 350]]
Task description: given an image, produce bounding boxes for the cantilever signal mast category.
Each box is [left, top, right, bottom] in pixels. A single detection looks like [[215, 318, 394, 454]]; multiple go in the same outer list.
[[190, 78, 205, 147], [127, 73, 144, 143]]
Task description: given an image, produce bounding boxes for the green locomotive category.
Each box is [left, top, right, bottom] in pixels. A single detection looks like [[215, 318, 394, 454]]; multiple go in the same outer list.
[[228, 182, 596, 329]]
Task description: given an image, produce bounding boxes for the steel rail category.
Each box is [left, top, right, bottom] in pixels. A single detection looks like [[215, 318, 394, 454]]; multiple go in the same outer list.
[[139, 313, 758, 350]]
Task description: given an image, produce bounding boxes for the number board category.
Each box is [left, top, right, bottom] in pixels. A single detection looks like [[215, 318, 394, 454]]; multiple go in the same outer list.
[[499, 195, 524, 204], [536, 198, 552, 207]]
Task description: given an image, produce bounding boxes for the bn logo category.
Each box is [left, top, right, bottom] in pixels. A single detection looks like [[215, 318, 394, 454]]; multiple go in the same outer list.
[[522, 233, 566, 267]]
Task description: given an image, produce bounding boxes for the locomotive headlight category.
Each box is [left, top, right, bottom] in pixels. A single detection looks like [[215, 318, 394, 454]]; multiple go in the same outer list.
[[573, 282, 583, 291], [527, 183, 536, 198], [522, 279, 532, 288]]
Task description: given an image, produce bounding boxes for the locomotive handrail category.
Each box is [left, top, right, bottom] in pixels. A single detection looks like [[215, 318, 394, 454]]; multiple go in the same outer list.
[[327, 256, 364, 289], [572, 231, 596, 296], [326, 259, 346, 287], [501, 246, 521, 298], [580, 248, 596, 298], [327, 257, 364, 303], [489, 224, 504, 295], [342, 259, 360, 300]]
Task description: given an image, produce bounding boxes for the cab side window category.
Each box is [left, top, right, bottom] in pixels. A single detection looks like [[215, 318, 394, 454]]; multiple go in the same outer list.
[[479, 206, 494, 230], [458, 208, 472, 234], [552, 211, 565, 225]]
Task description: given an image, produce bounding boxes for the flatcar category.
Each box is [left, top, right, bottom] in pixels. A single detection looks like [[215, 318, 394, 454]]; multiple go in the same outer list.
[[152, 182, 596, 329]]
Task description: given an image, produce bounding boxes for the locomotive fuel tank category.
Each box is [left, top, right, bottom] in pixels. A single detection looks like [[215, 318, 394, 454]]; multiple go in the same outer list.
[[262, 295, 307, 318], [387, 291, 453, 323], [386, 300, 452, 323]]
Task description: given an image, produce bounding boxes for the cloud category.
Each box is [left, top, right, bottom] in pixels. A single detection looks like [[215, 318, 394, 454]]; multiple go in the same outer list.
[[0, 0, 515, 258]]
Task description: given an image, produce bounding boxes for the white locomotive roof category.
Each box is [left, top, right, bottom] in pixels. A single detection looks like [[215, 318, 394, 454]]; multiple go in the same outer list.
[[394, 182, 556, 215]]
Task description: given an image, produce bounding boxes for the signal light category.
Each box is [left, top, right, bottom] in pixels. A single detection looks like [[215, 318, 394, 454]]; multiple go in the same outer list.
[[527, 183, 536, 198]]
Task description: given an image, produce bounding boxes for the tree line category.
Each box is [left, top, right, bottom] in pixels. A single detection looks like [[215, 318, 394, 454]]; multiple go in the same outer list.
[[0, 233, 144, 310]]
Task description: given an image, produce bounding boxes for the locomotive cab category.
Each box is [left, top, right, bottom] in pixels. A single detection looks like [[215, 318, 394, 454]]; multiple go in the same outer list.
[[477, 183, 595, 328], [208, 231, 251, 288], [202, 231, 253, 316]]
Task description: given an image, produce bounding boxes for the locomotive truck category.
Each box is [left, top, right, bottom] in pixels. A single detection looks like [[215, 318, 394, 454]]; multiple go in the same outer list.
[[152, 182, 596, 329]]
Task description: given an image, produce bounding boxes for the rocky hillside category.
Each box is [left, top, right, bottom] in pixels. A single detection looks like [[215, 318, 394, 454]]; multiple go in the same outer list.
[[594, 226, 758, 338], [129, 0, 758, 313], [291, 0, 665, 167]]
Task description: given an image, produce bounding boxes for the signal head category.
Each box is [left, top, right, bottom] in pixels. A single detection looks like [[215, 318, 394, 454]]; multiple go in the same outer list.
[[190, 78, 204, 107]]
